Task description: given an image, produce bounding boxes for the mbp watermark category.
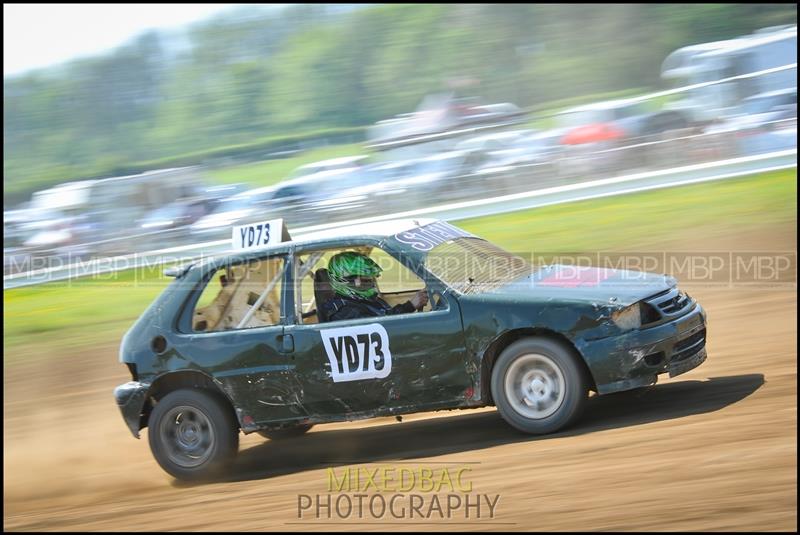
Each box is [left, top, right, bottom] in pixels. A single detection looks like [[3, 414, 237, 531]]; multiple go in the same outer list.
[[296, 464, 501, 522], [5, 249, 796, 290]]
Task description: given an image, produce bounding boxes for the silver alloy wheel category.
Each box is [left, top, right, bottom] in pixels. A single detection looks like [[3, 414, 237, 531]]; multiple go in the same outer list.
[[504, 353, 566, 419], [160, 405, 215, 468]]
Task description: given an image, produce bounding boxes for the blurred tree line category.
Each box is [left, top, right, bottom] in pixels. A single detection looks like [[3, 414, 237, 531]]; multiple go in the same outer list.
[[3, 3, 796, 204]]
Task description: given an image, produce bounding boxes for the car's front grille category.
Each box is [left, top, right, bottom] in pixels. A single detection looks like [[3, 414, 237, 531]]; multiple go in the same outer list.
[[672, 328, 706, 362], [659, 292, 691, 314], [645, 287, 693, 321]]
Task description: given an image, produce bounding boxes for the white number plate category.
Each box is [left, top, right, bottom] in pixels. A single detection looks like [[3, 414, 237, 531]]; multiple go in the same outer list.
[[232, 219, 284, 251]]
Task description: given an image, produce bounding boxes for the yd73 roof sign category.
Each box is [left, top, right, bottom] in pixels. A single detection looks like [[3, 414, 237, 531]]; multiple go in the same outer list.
[[232, 219, 287, 251]]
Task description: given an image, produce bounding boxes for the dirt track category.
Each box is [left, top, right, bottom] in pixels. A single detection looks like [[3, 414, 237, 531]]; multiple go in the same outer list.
[[3, 227, 797, 531]]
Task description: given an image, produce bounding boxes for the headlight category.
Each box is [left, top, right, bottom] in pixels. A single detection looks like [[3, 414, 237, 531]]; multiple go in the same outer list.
[[611, 303, 642, 331]]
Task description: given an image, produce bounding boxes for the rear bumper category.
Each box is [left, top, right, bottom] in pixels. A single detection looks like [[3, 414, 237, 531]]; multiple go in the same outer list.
[[113, 381, 151, 438], [581, 303, 708, 394]]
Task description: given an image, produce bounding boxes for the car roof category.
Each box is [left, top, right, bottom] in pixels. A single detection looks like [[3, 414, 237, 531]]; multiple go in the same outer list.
[[201, 218, 443, 267], [296, 218, 440, 244]]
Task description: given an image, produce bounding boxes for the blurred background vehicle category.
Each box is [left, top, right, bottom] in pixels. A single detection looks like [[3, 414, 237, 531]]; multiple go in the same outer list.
[[275, 166, 379, 226], [661, 24, 797, 126], [704, 87, 797, 156], [134, 184, 246, 249], [454, 129, 561, 174], [189, 185, 278, 240], [4, 208, 37, 249], [284, 155, 370, 180], [368, 93, 526, 145], [137, 197, 219, 249], [139, 198, 217, 232], [553, 98, 694, 177], [306, 160, 419, 218]]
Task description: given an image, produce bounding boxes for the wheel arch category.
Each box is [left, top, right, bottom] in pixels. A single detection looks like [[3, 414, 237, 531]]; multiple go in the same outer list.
[[140, 370, 240, 433], [480, 327, 597, 404]]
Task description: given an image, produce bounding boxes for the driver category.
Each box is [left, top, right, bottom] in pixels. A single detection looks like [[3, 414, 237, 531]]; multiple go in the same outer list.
[[321, 251, 428, 322]]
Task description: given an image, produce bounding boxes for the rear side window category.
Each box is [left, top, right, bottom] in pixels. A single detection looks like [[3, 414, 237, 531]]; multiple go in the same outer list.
[[192, 257, 285, 332]]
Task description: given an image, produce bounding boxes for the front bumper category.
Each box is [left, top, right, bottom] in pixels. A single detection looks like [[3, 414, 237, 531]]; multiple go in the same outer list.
[[581, 303, 708, 394], [113, 381, 151, 438]]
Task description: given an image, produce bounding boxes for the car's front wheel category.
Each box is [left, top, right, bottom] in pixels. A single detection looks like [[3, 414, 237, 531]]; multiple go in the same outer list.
[[491, 337, 588, 434], [148, 389, 239, 481]]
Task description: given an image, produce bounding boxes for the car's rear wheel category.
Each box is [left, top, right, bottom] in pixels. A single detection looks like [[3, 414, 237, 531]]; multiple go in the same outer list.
[[148, 389, 239, 481], [257, 423, 314, 440], [491, 337, 588, 434]]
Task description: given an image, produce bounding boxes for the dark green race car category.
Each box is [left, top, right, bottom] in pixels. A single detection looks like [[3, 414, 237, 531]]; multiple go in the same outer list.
[[114, 219, 707, 480]]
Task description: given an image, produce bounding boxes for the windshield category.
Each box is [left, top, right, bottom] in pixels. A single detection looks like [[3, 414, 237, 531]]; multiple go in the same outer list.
[[424, 237, 533, 294]]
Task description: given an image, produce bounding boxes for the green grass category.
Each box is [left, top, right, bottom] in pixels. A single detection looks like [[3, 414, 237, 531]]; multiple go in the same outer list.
[[3, 168, 795, 362], [3, 266, 171, 357], [205, 143, 368, 188], [458, 168, 797, 253]]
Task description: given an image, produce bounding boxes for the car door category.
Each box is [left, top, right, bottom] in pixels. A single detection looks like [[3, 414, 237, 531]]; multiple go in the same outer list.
[[175, 253, 303, 426], [284, 244, 473, 420]]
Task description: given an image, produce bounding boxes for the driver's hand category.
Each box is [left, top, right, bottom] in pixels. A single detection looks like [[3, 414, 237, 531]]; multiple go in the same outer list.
[[410, 289, 428, 310]]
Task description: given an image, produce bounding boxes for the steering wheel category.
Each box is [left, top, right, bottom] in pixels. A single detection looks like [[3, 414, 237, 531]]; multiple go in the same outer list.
[[415, 289, 440, 312]]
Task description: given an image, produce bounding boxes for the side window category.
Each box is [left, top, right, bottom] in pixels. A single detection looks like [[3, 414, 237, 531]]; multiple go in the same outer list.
[[369, 248, 425, 295], [192, 256, 285, 332], [294, 246, 429, 325]]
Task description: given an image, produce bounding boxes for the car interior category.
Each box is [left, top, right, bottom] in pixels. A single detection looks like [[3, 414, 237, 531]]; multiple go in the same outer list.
[[190, 247, 432, 331], [296, 246, 431, 325], [192, 256, 285, 332]]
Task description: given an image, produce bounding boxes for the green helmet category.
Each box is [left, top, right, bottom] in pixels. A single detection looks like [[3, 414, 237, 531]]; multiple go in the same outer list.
[[328, 251, 382, 299]]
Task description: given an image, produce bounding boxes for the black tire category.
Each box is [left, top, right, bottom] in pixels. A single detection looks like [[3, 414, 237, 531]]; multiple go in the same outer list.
[[148, 389, 239, 481], [257, 423, 314, 440], [491, 337, 588, 434]]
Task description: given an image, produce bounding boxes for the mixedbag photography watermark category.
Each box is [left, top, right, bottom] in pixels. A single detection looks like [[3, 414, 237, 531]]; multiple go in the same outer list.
[[296, 463, 501, 522]]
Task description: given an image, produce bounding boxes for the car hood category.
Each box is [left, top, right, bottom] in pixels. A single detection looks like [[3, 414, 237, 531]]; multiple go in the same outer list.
[[484, 264, 676, 307]]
